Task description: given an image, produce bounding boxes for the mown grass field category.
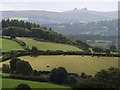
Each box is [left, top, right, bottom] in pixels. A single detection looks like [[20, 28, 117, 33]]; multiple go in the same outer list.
[[2, 78, 70, 90], [17, 37, 82, 51], [0, 56, 118, 75], [0, 38, 23, 52], [18, 55, 118, 75]]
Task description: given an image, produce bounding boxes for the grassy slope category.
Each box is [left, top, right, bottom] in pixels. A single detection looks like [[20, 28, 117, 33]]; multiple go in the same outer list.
[[0, 38, 23, 52], [19, 55, 118, 75], [2, 78, 69, 89], [18, 37, 82, 51]]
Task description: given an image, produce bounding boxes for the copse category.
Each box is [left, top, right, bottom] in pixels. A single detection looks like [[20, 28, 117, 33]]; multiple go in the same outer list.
[[9, 57, 33, 75], [67, 75, 78, 85], [72, 67, 120, 89], [49, 67, 68, 84], [16, 60, 33, 75], [9, 57, 20, 73]]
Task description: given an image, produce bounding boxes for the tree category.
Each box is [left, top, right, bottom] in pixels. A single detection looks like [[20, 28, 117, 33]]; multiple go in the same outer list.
[[9, 57, 20, 73], [109, 45, 116, 52], [95, 67, 120, 88], [105, 49, 111, 55], [49, 67, 68, 84], [2, 64, 11, 73], [67, 75, 78, 85], [10, 34, 16, 39], [15, 84, 31, 90], [92, 47, 104, 53], [80, 73, 88, 79], [31, 46, 39, 56], [73, 80, 113, 89], [16, 60, 33, 75], [31, 46, 38, 51]]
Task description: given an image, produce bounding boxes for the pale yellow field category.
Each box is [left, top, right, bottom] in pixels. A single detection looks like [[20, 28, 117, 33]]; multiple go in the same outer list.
[[1, 56, 118, 75], [20, 55, 118, 75]]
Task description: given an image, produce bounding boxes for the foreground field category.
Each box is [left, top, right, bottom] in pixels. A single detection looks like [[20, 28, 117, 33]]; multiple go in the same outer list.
[[18, 37, 82, 51], [19, 55, 118, 75], [2, 78, 69, 89], [0, 38, 23, 52]]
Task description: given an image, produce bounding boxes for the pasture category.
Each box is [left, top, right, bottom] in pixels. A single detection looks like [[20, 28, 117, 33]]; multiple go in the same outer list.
[[2, 78, 69, 89], [0, 55, 118, 75], [17, 37, 82, 51], [19, 55, 118, 75], [0, 38, 23, 52]]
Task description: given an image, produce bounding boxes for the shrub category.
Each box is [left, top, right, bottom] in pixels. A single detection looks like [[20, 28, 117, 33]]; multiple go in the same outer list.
[[15, 84, 31, 90], [16, 60, 33, 75], [67, 75, 78, 85], [9, 57, 20, 73], [2, 64, 11, 73], [10, 34, 16, 39]]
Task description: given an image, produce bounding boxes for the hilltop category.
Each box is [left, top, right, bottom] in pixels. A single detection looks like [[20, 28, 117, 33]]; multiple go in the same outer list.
[[2, 19, 90, 50]]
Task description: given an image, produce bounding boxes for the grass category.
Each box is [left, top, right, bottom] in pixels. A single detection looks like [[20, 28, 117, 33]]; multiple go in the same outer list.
[[0, 38, 23, 52], [18, 55, 118, 75], [2, 78, 70, 90], [17, 37, 82, 51], [1, 73, 10, 77], [0, 56, 118, 75]]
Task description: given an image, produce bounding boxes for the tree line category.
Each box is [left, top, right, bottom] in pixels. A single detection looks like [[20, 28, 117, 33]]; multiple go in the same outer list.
[[2, 19, 90, 50]]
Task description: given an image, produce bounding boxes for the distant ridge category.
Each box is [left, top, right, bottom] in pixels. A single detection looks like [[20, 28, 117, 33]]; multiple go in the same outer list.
[[2, 9, 117, 24]]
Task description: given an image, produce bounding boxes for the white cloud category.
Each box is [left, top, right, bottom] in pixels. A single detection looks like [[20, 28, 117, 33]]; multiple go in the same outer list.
[[0, 0, 119, 2], [1, 2, 118, 12]]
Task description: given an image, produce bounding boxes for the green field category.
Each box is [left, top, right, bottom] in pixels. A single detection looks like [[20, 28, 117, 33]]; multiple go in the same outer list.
[[0, 38, 23, 52], [2, 78, 69, 89], [18, 37, 82, 51], [18, 55, 118, 75]]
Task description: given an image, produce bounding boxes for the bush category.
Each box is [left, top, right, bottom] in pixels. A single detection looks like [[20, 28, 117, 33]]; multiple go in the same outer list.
[[73, 80, 114, 89], [10, 34, 16, 39], [9, 57, 20, 73], [2, 64, 11, 73], [15, 84, 31, 90], [80, 73, 88, 79], [67, 75, 78, 85], [16, 60, 33, 75]]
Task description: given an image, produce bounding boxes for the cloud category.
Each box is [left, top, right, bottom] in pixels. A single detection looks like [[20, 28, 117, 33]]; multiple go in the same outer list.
[[1, 0, 119, 2], [1, 2, 118, 12]]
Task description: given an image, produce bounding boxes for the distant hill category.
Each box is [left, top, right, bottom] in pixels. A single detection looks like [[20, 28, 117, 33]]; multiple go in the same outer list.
[[2, 9, 117, 24], [2, 10, 118, 37], [46, 19, 118, 36]]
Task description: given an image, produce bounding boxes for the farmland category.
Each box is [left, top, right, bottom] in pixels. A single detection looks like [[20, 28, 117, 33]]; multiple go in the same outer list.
[[0, 38, 23, 52], [17, 37, 82, 51], [19, 55, 118, 75], [2, 78, 69, 89]]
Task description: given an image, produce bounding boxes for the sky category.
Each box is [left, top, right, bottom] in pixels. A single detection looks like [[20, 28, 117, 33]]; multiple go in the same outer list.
[[0, 0, 119, 12]]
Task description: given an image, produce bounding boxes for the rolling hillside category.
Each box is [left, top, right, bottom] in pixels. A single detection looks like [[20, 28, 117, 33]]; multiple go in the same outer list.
[[2, 19, 90, 50], [18, 37, 82, 51]]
